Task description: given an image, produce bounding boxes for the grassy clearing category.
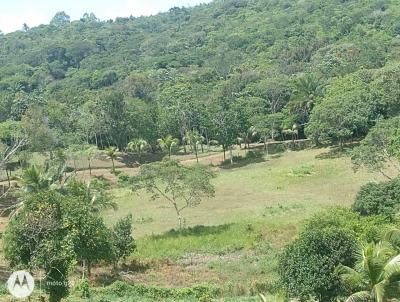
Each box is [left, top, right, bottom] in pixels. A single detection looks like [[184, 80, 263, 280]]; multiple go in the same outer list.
[[104, 147, 378, 237], [0, 147, 383, 301], [95, 147, 383, 298]]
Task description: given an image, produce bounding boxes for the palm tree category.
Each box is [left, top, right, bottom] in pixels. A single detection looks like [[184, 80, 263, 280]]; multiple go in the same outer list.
[[64, 179, 117, 213], [157, 135, 179, 158], [336, 242, 400, 302], [384, 228, 400, 253], [288, 74, 325, 125], [105, 146, 119, 173], [127, 139, 148, 162], [18, 165, 51, 193], [82, 145, 99, 175], [184, 130, 203, 163]]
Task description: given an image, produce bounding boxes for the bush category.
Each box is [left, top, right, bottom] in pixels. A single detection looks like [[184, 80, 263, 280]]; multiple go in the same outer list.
[[117, 172, 130, 184], [279, 227, 357, 301], [105, 281, 220, 300], [352, 178, 400, 219], [112, 215, 136, 266], [279, 208, 391, 301], [303, 207, 389, 242], [74, 278, 91, 298]]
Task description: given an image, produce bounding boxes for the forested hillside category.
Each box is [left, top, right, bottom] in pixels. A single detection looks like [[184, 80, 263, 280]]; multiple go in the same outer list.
[[1, 0, 400, 151], [3, 1, 400, 301]]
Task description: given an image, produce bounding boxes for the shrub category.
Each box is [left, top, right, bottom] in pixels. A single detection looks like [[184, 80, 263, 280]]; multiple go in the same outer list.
[[279, 208, 391, 301], [74, 278, 91, 298], [279, 227, 357, 301], [303, 207, 389, 242], [352, 178, 400, 219], [112, 215, 136, 266], [117, 172, 130, 184]]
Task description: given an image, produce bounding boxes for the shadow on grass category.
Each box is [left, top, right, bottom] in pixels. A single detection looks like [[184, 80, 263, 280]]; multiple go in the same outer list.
[[93, 272, 120, 287], [315, 142, 359, 160], [119, 152, 165, 167], [219, 150, 280, 170], [150, 224, 233, 240], [93, 260, 151, 286]]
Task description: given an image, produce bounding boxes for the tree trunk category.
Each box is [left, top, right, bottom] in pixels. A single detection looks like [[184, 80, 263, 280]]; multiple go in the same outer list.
[[6, 169, 10, 188], [229, 147, 233, 165], [195, 145, 199, 163], [264, 136, 269, 156], [111, 158, 115, 172], [89, 160, 92, 176], [173, 203, 183, 229], [223, 146, 226, 161], [87, 261, 92, 277]]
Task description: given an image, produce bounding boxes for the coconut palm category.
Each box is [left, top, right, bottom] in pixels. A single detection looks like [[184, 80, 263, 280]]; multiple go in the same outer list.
[[127, 138, 149, 162], [105, 146, 119, 173], [384, 228, 400, 253], [157, 135, 179, 158], [184, 130, 203, 163], [82, 145, 99, 175], [336, 242, 400, 302], [64, 179, 117, 213]]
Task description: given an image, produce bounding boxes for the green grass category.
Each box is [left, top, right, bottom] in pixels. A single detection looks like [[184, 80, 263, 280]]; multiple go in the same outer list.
[[98, 147, 382, 297], [0, 147, 383, 300], [104, 147, 377, 237]]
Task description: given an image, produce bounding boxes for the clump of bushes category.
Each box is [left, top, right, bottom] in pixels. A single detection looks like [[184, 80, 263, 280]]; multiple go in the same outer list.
[[279, 208, 391, 301], [104, 281, 220, 301], [352, 177, 400, 219]]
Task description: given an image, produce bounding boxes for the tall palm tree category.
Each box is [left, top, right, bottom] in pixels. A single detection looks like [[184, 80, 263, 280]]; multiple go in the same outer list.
[[157, 135, 179, 158], [105, 146, 119, 173], [127, 139, 148, 162], [336, 242, 400, 302], [288, 74, 325, 125], [184, 130, 203, 163], [82, 145, 99, 175]]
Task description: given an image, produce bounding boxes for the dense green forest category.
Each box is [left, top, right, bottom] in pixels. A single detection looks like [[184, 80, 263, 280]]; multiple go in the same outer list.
[[3, 0, 400, 301], [1, 0, 400, 151]]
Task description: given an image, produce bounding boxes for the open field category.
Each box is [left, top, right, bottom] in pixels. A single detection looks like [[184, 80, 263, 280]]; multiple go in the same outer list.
[[81, 146, 383, 299], [0, 146, 386, 301], [104, 147, 380, 237]]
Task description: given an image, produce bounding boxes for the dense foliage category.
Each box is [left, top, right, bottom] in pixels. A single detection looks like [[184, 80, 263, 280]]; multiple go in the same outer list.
[[279, 208, 390, 301], [3, 190, 135, 302], [353, 177, 400, 219], [1, 0, 400, 152]]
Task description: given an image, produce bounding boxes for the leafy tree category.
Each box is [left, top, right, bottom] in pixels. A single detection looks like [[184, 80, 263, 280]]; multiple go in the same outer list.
[[212, 104, 240, 163], [112, 215, 136, 268], [50, 12, 71, 26], [21, 106, 58, 153], [288, 74, 325, 125], [4, 192, 77, 302], [336, 243, 400, 302], [351, 117, 400, 179], [132, 159, 215, 228], [306, 75, 379, 148], [4, 191, 116, 300], [352, 177, 400, 220]]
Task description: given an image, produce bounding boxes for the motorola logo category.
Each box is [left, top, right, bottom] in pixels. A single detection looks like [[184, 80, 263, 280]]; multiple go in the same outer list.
[[6, 270, 35, 298]]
